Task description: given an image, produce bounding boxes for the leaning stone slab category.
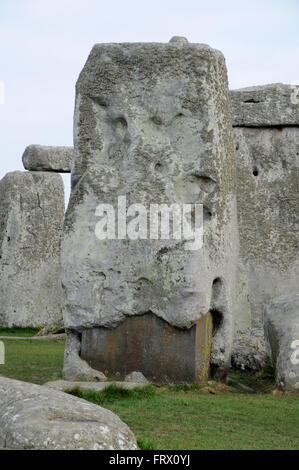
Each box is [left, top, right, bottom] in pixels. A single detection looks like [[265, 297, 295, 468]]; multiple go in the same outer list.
[[0, 171, 64, 327], [0, 376, 138, 450], [22, 145, 73, 172], [264, 293, 299, 391], [230, 83, 299, 127], [62, 38, 239, 382]]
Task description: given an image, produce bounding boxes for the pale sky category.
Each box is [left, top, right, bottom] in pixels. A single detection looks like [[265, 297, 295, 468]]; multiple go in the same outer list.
[[0, 0, 298, 203]]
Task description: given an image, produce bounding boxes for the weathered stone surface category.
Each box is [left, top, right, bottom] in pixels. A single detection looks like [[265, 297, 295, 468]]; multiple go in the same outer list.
[[62, 38, 239, 381], [233, 127, 299, 347], [124, 372, 149, 384], [22, 145, 73, 173], [230, 83, 299, 126], [264, 294, 299, 390], [0, 171, 64, 327], [0, 376, 138, 450], [63, 330, 107, 382], [231, 345, 266, 372], [44, 380, 147, 392], [81, 312, 213, 383]]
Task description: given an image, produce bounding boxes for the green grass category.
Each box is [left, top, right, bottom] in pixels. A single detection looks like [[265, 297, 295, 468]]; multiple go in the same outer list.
[[66, 383, 156, 404], [0, 338, 64, 384], [67, 384, 299, 450], [0, 336, 298, 450], [0, 327, 39, 337]]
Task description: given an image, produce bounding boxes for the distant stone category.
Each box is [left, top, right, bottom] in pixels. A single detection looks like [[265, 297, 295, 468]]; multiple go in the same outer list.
[[124, 371, 149, 384], [169, 36, 189, 44], [0, 171, 64, 327], [0, 376, 138, 450], [264, 293, 299, 390], [22, 145, 73, 173], [231, 345, 266, 372], [230, 83, 299, 126]]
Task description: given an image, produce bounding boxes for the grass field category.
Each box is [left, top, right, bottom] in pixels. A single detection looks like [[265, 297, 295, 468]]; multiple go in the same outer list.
[[0, 329, 298, 450], [0, 336, 64, 384], [0, 326, 39, 337]]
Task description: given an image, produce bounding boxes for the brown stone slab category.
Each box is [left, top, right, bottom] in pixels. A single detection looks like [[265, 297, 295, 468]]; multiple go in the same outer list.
[[81, 312, 212, 384]]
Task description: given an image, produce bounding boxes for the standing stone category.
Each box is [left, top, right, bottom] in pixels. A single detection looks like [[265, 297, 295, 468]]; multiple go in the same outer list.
[[22, 145, 73, 173], [264, 294, 299, 391], [232, 87, 299, 353], [62, 38, 239, 383], [0, 171, 64, 327]]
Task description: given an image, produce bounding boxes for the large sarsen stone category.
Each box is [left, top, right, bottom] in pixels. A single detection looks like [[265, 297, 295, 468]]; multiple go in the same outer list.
[[0, 376, 138, 450], [62, 38, 239, 381], [0, 171, 64, 327]]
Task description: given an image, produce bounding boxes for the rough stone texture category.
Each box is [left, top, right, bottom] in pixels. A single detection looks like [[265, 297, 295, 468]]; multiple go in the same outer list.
[[44, 380, 147, 392], [264, 294, 299, 390], [124, 372, 149, 384], [81, 312, 213, 383], [63, 330, 107, 382], [233, 126, 299, 349], [62, 38, 239, 381], [0, 376, 138, 450], [22, 145, 73, 173], [0, 171, 64, 327], [231, 345, 266, 372], [230, 83, 299, 126]]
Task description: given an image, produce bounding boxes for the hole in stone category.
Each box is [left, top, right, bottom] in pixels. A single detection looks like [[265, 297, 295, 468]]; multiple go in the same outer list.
[[212, 277, 221, 287], [114, 117, 128, 137], [203, 206, 212, 221], [252, 167, 259, 177], [244, 99, 260, 104], [150, 116, 163, 126], [155, 163, 163, 173], [210, 309, 223, 336]]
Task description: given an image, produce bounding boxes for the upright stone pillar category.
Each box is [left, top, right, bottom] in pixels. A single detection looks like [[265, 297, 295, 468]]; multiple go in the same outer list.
[[0, 171, 64, 327], [62, 37, 238, 383]]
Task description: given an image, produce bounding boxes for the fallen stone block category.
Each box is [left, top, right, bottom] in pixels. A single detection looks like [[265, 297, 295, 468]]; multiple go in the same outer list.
[[264, 293, 299, 390], [0, 376, 138, 450], [22, 145, 73, 173]]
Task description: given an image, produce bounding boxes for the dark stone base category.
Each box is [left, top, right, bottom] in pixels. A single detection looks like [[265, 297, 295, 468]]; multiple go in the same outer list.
[[81, 312, 212, 384]]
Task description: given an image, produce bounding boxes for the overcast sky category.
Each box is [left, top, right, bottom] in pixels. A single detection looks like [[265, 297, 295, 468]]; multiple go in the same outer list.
[[1, 0, 298, 203]]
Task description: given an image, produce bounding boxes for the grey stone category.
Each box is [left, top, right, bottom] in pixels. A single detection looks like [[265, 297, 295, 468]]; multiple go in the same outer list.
[[0, 171, 64, 327], [63, 330, 107, 382], [124, 372, 149, 384], [44, 380, 148, 392], [231, 345, 266, 372], [264, 293, 299, 391], [233, 127, 299, 348], [0, 376, 138, 450], [230, 83, 299, 126], [62, 39, 239, 381], [22, 145, 73, 173]]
